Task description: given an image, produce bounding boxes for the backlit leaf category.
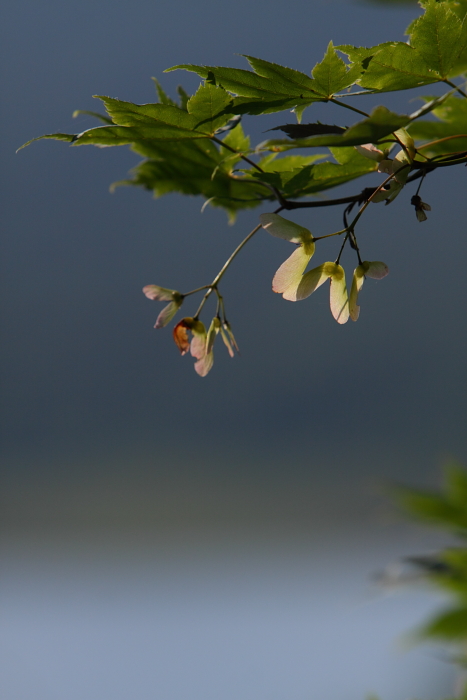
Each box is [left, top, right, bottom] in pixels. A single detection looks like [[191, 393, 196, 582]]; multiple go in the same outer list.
[[349, 265, 366, 321], [273, 246, 316, 300], [338, 0, 467, 91], [311, 41, 362, 97], [407, 0, 467, 78], [295, 262, 336, 300], [329, 264, 349, 324], [260, 213, 313, 244], [155, 300, 182, 328], [166, 52, 359, 117], [186, 82, 236, 134], [17, 133, 75, 151]]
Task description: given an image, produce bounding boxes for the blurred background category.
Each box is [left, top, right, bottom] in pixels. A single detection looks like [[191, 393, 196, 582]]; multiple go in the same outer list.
[[1, 0, 466, 698]]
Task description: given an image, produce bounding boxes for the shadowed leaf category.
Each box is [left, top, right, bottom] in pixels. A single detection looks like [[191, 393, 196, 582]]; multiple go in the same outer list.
[[258, 106, 410, 151], [269, 123, 346, 138]]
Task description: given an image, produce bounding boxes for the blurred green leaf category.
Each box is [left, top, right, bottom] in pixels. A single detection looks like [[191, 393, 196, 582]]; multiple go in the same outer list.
[[396, 466, 467, 533], [418, 606, 467, 640], [409, 94, 467, 155], [113, 136, 270, 222], [244, 147, 377, 197], [220, 122, 250, 155]]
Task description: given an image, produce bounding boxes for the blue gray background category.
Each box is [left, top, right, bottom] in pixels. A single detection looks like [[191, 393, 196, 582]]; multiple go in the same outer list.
[[1, 0, 466, 698]]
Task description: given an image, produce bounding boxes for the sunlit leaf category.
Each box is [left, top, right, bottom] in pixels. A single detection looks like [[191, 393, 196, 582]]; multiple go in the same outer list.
[[194, 350, 214, 377], [222, 321, 240, 354], [364, 261, 389, 279], [407, 0, 467, 78], [260, 213, 313, 244], [393, 128, 416, 158], [349, 261, 388, 321], [338, 0, 467, 91], [166, 59, 319, 116], [329, 264, 349, 324], [273, 246, 316, 300], [349, 264, 366, 321], [155, 300, 182, 328], [142, 285, 177, 301], [205, 317, 220, 355], [189, 320, 207, 360], [219, 324, 235, 357], [295, 262, 336, 300], [311, 41, 362, 97], [355, 143, 388, 161], [17, 133, 75, 151], [166, 50, 360, 117], [186, 82, 237, 134]]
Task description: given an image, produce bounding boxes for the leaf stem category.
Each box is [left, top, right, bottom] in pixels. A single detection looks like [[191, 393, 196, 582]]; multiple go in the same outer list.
[[214, 136, 287, 206], [330, 97, 411, 160], [348, 166, 408, 231], [444, 80, 467, 99], [314, 228, 347, 241], [332, 90, 376, 98], [212, 136, 264, 173], [183, 285, 212, 297], [417, 134, 467, 150], [335, 232, 350, 264], [282, 194, 368, 210], [414, 154, 467, 168], [329, 97, 370, 118]]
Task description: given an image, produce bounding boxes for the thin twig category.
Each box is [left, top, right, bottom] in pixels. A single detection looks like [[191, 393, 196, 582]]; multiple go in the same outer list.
[[194, 223, 262, 318]]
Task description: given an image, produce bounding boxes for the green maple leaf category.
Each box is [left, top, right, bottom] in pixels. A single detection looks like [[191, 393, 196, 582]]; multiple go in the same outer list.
[[112, 125, 271, 221], [311, 41, 363, 97], [244, 147, 377, 198], [338, 0, 467, 92], [167, 48, 360, 119], [409, 93, 467, 155], [19, 83, 238, 150]]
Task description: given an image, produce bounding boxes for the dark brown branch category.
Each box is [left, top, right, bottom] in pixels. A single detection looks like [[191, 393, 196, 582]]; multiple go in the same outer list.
[[281, 189, 377, 211]]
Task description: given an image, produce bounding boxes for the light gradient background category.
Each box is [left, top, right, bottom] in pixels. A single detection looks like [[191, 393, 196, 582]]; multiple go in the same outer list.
[[1, 0, 466, 698]]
